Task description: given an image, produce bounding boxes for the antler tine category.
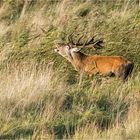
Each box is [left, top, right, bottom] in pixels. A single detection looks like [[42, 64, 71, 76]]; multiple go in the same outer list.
[[68, 33, 76, 45], [88, 36, 95, 44], [76, 35, 84, 46], [93, 39, 104, 49], [83, 35, 96, 47], [67, 34, 71, 43], [83, 38, 89, 47], [68, 33, 84, 46], [82, 35, 104, 49]]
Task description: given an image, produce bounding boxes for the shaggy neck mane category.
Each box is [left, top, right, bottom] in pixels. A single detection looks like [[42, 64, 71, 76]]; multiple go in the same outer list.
[[70, 51, 87, 71]]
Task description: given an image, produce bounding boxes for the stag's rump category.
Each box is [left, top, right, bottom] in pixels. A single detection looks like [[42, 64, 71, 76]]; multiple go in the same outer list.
[[122, 61, 134, 80]]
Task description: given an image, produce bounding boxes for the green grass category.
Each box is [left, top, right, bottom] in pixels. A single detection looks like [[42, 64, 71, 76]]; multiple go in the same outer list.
[[0, 0, 140, 139]]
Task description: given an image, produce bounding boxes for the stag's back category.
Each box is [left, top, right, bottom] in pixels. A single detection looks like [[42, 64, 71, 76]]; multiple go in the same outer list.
[[84, 55, 134, 80]]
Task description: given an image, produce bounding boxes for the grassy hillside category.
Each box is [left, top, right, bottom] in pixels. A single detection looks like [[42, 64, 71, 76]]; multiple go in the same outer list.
[[0, 0, 140, 139]]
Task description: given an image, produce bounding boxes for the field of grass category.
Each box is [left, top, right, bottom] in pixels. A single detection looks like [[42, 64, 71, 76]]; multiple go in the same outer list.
[[0, 0, 140, 139]]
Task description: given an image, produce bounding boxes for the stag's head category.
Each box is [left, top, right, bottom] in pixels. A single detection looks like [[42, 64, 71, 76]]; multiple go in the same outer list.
[[54, 34, 103, 59], [54, 43, 72, 58]]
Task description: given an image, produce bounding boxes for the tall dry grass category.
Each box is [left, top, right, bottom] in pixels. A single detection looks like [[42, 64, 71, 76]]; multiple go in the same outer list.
[[0, 63, 67, 139], [0, 62, 139, 139]]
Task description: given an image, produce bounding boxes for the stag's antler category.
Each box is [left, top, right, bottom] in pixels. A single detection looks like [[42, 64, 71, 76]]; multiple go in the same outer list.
[[67, 34, 103, 49], [68, 33, 84, 46], [84, 37, 104, 49]]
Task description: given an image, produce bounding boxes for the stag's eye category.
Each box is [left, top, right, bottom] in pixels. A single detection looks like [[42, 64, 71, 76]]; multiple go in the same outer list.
[[65, 45, 70, 50]]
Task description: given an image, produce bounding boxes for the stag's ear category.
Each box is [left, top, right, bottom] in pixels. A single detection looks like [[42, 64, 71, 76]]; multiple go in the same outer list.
[[71, 47, 81, 52]]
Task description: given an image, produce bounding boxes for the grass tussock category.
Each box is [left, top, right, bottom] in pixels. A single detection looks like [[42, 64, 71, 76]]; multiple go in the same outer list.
[[0, 0, 140, 139]]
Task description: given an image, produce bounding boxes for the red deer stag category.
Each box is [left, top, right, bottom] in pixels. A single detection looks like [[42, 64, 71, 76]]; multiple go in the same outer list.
[[54, 34, 134, 81]]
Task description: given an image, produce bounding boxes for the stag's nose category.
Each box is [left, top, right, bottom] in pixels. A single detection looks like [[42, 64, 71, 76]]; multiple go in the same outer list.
[[54, 48, 59, 52]]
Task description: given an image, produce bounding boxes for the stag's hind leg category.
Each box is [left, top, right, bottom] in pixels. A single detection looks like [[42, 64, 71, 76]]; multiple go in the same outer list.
[[114, 65, 125, 81]]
